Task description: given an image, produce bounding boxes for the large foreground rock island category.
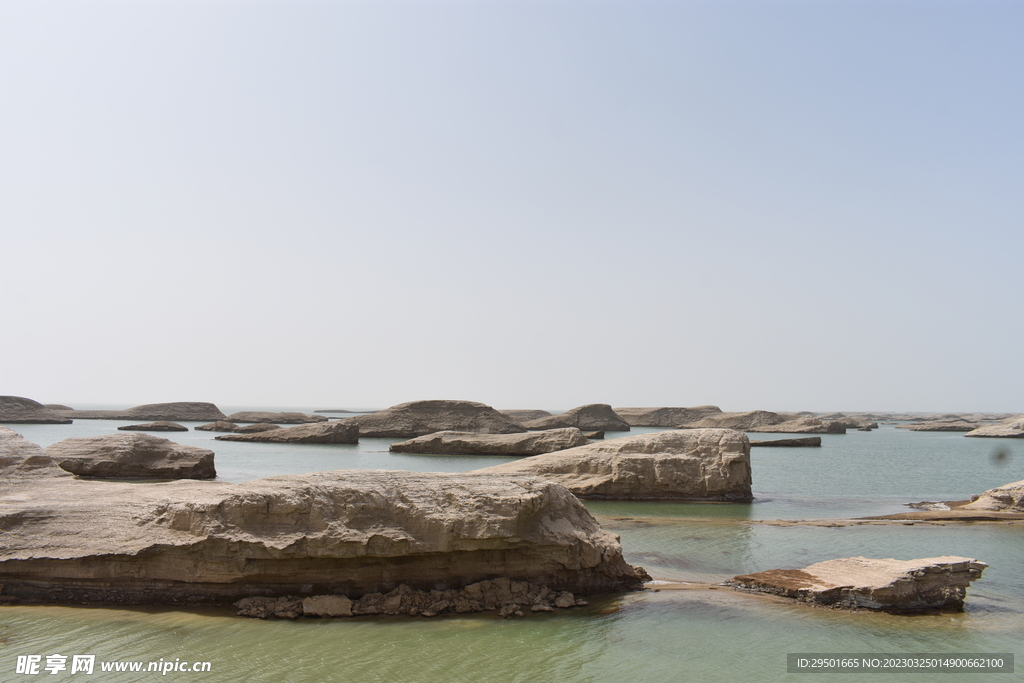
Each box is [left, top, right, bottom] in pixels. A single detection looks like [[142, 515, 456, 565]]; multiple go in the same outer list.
[[730, 556, 987, 611], [475, 429, 752, 501], [0, 470, 644, 605], [215, 421, 359, 444], [46, 433, 216, 479]]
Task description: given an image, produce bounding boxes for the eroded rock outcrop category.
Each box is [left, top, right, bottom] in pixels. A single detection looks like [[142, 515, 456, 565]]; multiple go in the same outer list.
[[56, 402, 227, 421], [0, 471, 643, 605], [195, 421, 241, 432], [117, 421, 188, 432], [475, 429, 752, 501], [524, 404, 630, 432], [225, 411, 328, 424], [235, 580, 589, 619], [46, 433, 216, 479], [235, 423, 281, 433], [215, 421, 358, 444], [746, 417, 846, 434], [390, 428, 589, 456], [500, 410, 552, 423], [730, 556, 987, 611], [0, 427, 63, 476], [898, 420, 980, 432], [0, 396, 73, 424], [964, 416, 1024, 438], [962, 479, 1024, 512], [614, 406, 723, 427], [346, 400, 526, 438], [680, 410, 786, 430]]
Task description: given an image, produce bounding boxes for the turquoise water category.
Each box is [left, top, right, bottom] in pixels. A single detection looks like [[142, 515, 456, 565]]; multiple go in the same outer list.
[[2, 421, 1022, 682]]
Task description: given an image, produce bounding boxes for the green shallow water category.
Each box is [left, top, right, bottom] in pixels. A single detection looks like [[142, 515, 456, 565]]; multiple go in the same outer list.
[[2, 421, 1022, 682]]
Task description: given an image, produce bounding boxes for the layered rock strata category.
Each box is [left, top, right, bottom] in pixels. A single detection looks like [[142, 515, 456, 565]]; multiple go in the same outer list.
[[195, 421, 241, 432], [389, 428, 589, 456], [746, 417, 846, 434], [0, 427, 63, 476], [0, 396, 72, 424], [46, 433, 216, 479], [614, 406, 723, 427], [346, 400, 526, 438], [524, 404, 630, 432], [964, 416, 1024, 438], [500, 410, 552, 423], [962, 479, 1024, 512], [897, 420, 979, 432], [225, 411, 328, 424], [729, 556, 987, 611], [55, 402, 226, 421], [235, 580, 589, 619], [215, 421, 358, 444], [117, 421, 188, 432], [0, 471, 644, 605], [475, 429, 752, 501], [680, 410, 786, 430]]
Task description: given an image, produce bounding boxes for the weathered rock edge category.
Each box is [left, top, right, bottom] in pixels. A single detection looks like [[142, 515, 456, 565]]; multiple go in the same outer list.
[[389, 428, 589, 456], [0, 471, 644, 606], [46, 433, 216, 480], [215, 421, 359, 444], [475, 429, 752, 502], [346, 400, 526, 437], [728, 556, 987, 611], [234, 579, 597, 619]]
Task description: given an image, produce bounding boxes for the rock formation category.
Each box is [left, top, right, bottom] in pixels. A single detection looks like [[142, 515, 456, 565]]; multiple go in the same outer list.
[[235, 580, 590, 619], [195, 421, 241, 432], [897, 420, 980, 432], [225, 411, 328, 424], [730, 556, 987, 611], [215, 421, 359, 444], [389, 428, 589, 456], [964, 416, 1024, 438], [0, 396, 72, 424], [680, 410, 786, 430], [614, 406, 723, 427], [46, 433, 216, 479], [500, 410, 552, 423], [117, 421, 188, 432], [475, 428, 752, 501], [523, 404, 630, 432], [0, 471, 644, 605], [749, 437, 822, 447], [825, 416, 878, 430], [0, 427, 63, 476], [55, 402, 227, 421], [345, 400, 526, 438], [962, 479, 1024, 512], [235, 423, 282, 433], [746, 417, 846, 434]]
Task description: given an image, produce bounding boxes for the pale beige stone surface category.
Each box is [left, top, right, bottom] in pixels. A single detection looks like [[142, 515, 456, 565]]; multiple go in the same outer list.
[[389, 428, 588, 455]]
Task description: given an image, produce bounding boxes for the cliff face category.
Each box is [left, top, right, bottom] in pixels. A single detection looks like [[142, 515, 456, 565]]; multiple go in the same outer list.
[[0, 470, 642, 605], [475, 428, 753, 502]]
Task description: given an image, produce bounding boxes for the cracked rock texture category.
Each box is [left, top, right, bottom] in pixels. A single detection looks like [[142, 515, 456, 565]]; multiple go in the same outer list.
[[475, 429, 752, 501], [730, 556, 987, 611], [0, 470, 642, 605], [345, 400, 527, 437], [390, 428, 589, 456]]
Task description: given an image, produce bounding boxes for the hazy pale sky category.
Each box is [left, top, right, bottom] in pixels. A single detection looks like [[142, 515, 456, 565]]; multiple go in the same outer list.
[[2, 0, 1021, 413]]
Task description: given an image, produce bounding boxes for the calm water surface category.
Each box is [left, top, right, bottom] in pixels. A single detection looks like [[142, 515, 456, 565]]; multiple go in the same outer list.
[[3, 420, 1022, 682]]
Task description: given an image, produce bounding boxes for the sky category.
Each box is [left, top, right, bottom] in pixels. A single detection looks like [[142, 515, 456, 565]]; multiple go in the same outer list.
[[1, 0, 1021, 413]]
